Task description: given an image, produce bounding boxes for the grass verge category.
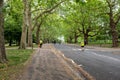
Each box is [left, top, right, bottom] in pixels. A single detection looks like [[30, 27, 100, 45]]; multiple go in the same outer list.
[[0, 49, 34, 80]]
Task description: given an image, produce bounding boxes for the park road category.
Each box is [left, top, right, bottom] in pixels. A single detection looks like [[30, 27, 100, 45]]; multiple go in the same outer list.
[[18, 44, 90, 80], [54, 44, 120, 80]]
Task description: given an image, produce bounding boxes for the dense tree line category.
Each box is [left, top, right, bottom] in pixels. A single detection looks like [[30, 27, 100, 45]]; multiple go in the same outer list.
[[61, 0, 120, 47]]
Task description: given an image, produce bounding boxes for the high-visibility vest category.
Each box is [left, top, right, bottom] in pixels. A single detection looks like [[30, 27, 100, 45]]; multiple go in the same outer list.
[[40, 40, 43, 44], [81, 42, 84, 46]]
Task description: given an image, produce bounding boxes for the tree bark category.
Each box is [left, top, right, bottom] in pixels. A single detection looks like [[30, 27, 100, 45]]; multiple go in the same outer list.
[[67, 36, 73, 43], [27, 3, 33, 47], [36, 26, 40, 44], [19, 0, 29, 49], [84, 33, 88, 45], [0, 0, 7, 63], [36, 19, 43, 44], [108, 1, 119, 47], [74, 32, 78, 43], [110, 21, 119, 47]]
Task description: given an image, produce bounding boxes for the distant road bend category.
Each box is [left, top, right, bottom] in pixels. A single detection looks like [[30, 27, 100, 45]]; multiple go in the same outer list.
[[54, 44, 120, 80]]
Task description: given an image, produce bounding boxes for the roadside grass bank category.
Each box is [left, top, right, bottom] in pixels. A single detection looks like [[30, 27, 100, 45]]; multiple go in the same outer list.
[[88, 43, 120, 48], [5, 43, 39, 49], [86, 40, 120, 48], [88, 43, 112, 48], [0, 49, 34, 80]]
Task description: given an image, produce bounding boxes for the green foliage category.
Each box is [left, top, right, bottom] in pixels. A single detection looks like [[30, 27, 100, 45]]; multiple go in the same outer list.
[[39, 13, 63, 43], [4, 0, 23, 46], [76, 0, 80, 2], [60, 0, 105, 43], [4, 16, 22, 44], [4, 0, 120, 45]]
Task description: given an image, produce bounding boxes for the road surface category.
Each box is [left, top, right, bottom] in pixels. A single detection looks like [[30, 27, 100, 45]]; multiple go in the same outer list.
[[54, 44, 120, 80]]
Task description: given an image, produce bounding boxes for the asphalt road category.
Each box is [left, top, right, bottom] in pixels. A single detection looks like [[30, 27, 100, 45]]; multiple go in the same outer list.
[[54, 44, 120, 80]]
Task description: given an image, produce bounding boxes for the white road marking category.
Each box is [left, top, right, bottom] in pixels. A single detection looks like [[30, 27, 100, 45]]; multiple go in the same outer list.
[[78, 64, 83, 67], [91, 52, 120, 62], [78, 49, 82, 51], [72, 48, 90, 51], [72, 48, 82, 51], [72, 49, 77, 50]]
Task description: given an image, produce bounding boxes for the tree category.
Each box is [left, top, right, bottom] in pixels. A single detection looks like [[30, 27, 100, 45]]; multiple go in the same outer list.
[[76, 1, 103, 45], [31, 0, 65, 45], [61, 0, 103, 44], [19, 0, 65, 49], [39, 13, 62, 43], [0, 0, 7, 63], [105, 0, 120, 47], [19, 0, 29, 49]]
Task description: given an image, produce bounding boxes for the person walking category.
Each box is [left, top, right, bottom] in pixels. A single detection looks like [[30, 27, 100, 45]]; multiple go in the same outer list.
[[39, 40, 43, 48], [80, 41, 85, 51]]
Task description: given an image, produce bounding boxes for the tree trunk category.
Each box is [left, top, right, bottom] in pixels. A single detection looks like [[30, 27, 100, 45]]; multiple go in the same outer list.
[[84, 33, 88, 45], [109, 6, 119, 47], [28, 25, 32, 47], [35, 19, 43, 44], [74, 32, 78, 43], [74, 36, 78, 43], [9, 37, 12, 46], [36, 26, 40, 44], [68, 36, 72, 43], [19, 24, 27, 49], [110, 23, 118, 47], [27, 2, 33, 47], [19, 0, 29, 49], [0, 0, 7, 63]]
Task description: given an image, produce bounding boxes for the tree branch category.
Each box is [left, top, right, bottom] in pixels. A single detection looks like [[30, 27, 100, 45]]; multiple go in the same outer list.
[[88, 26, 103, 37], [31, 7, 45, 13], [29, 0, 33, 4], [115, 15, 120, 25], [32, 17, 43, 31], [32, 0, 65, 31], [33, 0, 65, 21], [106, 0, 111, 8], [78, 27, 83, 33]]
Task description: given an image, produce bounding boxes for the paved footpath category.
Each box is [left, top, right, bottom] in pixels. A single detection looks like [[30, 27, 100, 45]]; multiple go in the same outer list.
[[18, 44, 89, 80]]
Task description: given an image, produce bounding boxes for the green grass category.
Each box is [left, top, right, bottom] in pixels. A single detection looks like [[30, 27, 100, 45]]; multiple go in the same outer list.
[[88, 42, 120, 48], [88, 43, 112, 48], [5, 43, 39, 49], [87, 40, 120, 48], [0, 49, 34, 80]]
